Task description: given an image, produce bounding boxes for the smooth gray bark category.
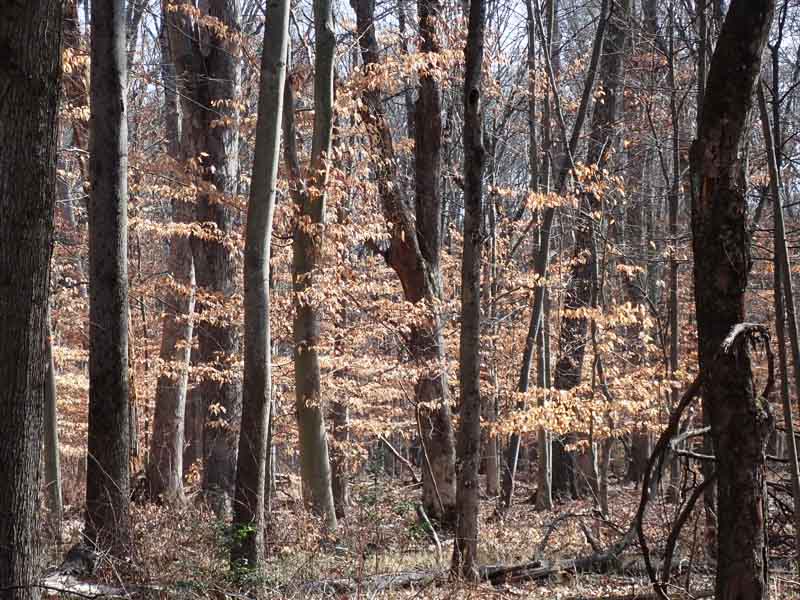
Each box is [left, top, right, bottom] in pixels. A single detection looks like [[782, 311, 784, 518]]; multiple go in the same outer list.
[[283, 0, 338, 529], [147, 5, 194, 503], [231, 0, 290, 569]]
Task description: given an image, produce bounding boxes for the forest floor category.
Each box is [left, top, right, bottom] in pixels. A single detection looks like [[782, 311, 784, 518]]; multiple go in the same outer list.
[[42, 467, 793, 599]]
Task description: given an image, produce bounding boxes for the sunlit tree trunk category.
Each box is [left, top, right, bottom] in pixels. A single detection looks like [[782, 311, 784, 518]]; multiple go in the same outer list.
[[231, 0, 290, 569], [147, 3, 195, 504], [0, 3, 62, 594], [44, 308, 63, 541], [283, 0, 338, 528]]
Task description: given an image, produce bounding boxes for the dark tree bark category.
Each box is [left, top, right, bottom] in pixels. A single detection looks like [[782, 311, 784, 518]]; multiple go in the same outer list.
[[167, 0, 242, 516], [452, 0, 487, 578], [351, 0, 457, 526], [231, 0, 290, 569], [85, 0, 131, 555], [0, 2, 62, 596], [689, 1, 774, 597], [550, 0, 627, 501]]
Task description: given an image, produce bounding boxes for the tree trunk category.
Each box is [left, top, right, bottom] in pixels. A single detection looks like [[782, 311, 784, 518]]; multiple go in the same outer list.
[[535, 291, 553, 510], [146, 6, 195, 503], [759, 80, 800, 574], [231, 0, 290, 569], [45, 308, 64, 542], [689, 1, 774, 597], [452, 0, 487, 580], [502, 0, 607, 508], [550, 0, 626, 500], [351, 0, 457, 525], [0, 3, 62, 595], [167, 0, 242, 517], [86, 0, 131, 555], [183, 359, 204, 477], [282, 0, 338, 529], [331, 397, 350, 519]]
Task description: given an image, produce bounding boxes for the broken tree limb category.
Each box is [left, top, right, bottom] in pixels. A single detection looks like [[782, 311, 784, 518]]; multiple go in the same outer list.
[[416, 503, 443, 565], [379, 434, 420, 483]]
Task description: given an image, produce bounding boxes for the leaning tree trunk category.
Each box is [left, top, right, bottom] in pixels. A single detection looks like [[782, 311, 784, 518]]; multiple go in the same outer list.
[[167, 0, 242, 517], [452, 0, 487, 578], [283, 0, 338, 529], [231, 0, 290, 569], [689, 1, 774, 597], [352, 0, 457, 526], [759, 79, 800, 574], [86, 0, 131, 555], [146, 5, 195, 504], [0, 2, 62, 596]]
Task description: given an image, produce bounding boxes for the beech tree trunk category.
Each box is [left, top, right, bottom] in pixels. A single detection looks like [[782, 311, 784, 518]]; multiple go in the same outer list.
[[86, 0, 131, 554], [452, 0, 487, 578], [167, 0, 242, 516], [146, 5, 195, 503], [351, 0, 457, 524], [0, 2, 62, 595], [689, 1, 774, 597], [282, 0, 338, 529], [231, 0, 290, 570]]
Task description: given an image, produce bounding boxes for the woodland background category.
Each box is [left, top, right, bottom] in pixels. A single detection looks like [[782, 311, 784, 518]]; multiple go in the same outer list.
[[2, 0, 800, 597]]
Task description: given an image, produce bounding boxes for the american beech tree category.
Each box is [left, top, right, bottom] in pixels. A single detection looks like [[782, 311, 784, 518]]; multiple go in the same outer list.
[[283, 0, 339, 528], [231, 0, 291, 569]]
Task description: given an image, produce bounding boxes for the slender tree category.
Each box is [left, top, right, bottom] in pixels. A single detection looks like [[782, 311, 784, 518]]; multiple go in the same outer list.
[[502, 0, 610, 508], [231, 0, 291, 569], [283, 0, 338, 528], [0, 2, 63, 596], [452, 0, 487, 579], [689, 0, 774, 596], [85, 0, 131, 554], [44, 308, 64, 541], [146, 0, 195, 503]]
